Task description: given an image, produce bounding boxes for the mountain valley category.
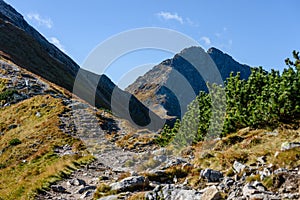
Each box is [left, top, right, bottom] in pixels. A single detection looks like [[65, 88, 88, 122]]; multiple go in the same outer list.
[[0, 1, 299, 200]]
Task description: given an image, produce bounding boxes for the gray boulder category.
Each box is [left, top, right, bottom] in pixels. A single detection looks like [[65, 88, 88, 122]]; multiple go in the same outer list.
[[200, 168, 223, 182], [146, 184, 201, 200], [110, 176, 149, 192]]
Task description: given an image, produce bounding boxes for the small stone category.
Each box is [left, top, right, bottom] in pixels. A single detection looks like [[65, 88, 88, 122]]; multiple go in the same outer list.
[[233, 161, 247, 173], [223, 177, 235, 189], [98, 195, 119, 200], [252, 181, 266, 192], [68, 178, 86, 186], [80, 190, 93, 199], [274, 168, 288, 174], [281, 142, 300, 151], [51, 185, 67, 193], [77, 185, 96, 194], [256, 156, 267, 165], [265, 129, 279, 136], [36, 112, 41, 117], [8, 124, 17, 130], [201, 185, 222, 200], [259, 168, 271, 180]]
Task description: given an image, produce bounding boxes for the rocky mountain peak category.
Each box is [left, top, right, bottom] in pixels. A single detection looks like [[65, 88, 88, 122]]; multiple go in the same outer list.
[[126, 46, 252, 119], [207, 47, 251, 80], [178, 46, 205, 56], [207, 46, 224, 55]]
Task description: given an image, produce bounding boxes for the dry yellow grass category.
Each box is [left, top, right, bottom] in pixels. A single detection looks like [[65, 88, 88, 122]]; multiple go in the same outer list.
[[0, 95, 93, 200], [0, 78, 8, 92], [127, 192, 146, 200], [193, 126, 300, 172]]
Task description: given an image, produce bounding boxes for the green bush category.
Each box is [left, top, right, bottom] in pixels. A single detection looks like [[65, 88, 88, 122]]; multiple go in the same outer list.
[[9, 138, 21, 146], [0, 89, 17, 101], [159, 51, 300, 145]]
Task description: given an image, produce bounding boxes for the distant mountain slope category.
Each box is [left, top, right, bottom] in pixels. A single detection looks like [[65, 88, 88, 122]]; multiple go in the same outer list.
[[0, 0, 163, 130], [126, 46, 251, 119]]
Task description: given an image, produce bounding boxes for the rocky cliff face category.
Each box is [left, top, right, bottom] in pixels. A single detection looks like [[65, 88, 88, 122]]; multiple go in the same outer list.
[[0, 0, 163, 130], [126, 46, 251, 119], [208, 47, 251, 80]]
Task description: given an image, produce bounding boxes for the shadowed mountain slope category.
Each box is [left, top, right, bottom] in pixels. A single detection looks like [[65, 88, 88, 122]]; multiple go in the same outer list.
[[126, 46, 251, 119], [0, 0, 163, 130]]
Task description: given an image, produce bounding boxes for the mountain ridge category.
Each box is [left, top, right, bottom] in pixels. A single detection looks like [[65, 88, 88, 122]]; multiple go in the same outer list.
[[126, 46, 252, 119], [0, 0, 79, 75], [0, 0, 163, 130]]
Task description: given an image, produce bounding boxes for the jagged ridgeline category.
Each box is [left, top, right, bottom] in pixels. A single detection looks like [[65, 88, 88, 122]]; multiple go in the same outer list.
[[156, 51, 300, 146], [126, 47, 251, 121]]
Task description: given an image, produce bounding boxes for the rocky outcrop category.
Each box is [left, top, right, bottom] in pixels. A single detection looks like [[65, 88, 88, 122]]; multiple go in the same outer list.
[[126, 46, 251, 120], [200, 168, 224, 182], [110, 176, 149, 192], [146, 184, 202, 200]]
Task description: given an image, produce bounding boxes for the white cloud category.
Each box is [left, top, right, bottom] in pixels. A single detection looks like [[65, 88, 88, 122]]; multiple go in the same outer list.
[[49, 37, 66, 53], [156, 12, 184, 24], [27, 13, 53, 29], [186, 17, 198, 27], [200, 36, 211, 46]]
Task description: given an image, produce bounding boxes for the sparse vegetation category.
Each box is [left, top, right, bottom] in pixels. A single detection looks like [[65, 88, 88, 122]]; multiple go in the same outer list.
[[93, 183, 112, 198], [0, 95, 92, 199], [9, 138, 21, 146], [93, 183, 117, 199], [0, 88, 16, 102], [192, 127, 300, 172], [128, 192, 146, 200], [142, 158, 161, 170], [0, 78, 8, 92]]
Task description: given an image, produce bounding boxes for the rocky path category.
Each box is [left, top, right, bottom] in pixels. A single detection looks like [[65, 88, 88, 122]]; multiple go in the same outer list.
[[0, 60, 127, 199], [39, 97, 160, 199]]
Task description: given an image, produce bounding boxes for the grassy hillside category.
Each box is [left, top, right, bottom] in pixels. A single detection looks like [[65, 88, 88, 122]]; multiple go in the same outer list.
[[0, 95, 93, 200]]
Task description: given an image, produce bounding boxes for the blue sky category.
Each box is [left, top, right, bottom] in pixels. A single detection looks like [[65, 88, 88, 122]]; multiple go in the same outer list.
[[4, 0, 299, 88]]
